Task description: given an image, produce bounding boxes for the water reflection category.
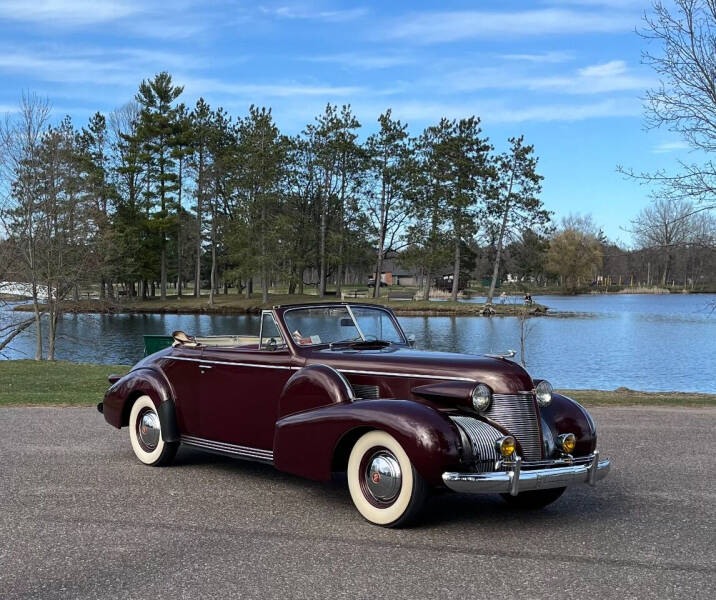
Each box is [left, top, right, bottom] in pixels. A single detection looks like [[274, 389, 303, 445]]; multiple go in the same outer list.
[[1, 294, 714, 393]]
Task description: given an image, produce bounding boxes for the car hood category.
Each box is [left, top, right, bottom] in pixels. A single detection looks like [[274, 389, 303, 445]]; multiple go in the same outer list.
[[306, 346, 534, 394]]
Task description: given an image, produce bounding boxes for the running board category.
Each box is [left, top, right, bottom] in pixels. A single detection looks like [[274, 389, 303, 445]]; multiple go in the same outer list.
[[180, 435, 274, 464]]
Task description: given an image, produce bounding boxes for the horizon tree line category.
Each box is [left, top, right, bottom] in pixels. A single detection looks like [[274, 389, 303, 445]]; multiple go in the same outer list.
[[1, 71, 714, 359]]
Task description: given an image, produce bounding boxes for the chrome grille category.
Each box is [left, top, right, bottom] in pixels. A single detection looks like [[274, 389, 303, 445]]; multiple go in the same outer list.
[[450, 416, 502, 472], [350, 384, 380, 399], [485, 393, 542, 461]]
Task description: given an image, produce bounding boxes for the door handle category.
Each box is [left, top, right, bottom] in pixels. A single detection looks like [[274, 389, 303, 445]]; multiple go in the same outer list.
[[199, 364, 213, 371]]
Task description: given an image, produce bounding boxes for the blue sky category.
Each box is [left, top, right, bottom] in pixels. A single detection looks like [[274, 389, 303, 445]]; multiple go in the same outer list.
[[0, 0, 691, 243]]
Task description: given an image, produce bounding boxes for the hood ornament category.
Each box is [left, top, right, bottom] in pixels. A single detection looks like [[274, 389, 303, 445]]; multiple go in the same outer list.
[[484, 349, 516, 360]]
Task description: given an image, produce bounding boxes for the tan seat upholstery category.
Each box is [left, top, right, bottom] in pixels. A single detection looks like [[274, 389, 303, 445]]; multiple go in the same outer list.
[[194, 335, 261, 347], [172, 330, 260, 348]]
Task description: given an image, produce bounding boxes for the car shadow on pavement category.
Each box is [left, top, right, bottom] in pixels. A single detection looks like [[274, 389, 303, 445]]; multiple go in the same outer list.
[[170, 446, 621, 528]]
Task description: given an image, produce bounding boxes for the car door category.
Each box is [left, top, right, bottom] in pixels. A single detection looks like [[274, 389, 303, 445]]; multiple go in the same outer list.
[[162, 346, 202, 436], [196, 312, 294, 451]]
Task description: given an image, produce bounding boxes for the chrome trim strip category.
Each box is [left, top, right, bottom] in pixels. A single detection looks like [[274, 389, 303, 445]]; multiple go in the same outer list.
[[337, 368, 475, 382], [344, 304, 366, 341], [181, 435, 274, 463], [168, 356, 292, 370], [442, 454, 611, 495]]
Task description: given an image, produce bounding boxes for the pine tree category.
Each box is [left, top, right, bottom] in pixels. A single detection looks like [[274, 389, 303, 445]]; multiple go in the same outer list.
[[365, 110, 414, 298], [486, 136, 548, 304], [135, 72, 184, 300]]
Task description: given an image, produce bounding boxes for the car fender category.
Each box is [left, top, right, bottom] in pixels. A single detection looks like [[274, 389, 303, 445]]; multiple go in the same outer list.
[[273, 398, 462, 486], [277, 363, 356, 420], [102, 367, 180, 443], [539, 393, 597, 456]]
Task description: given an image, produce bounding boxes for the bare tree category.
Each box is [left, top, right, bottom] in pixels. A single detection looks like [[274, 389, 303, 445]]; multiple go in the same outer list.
[[631, 197, 695, 285], [0, 93, 51, 359], [619, 1, 716, 214]]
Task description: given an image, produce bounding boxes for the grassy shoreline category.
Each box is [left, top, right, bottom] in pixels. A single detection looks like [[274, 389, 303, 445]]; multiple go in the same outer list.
[[0, 360, 713, 407], [10, 294, 548, 317]]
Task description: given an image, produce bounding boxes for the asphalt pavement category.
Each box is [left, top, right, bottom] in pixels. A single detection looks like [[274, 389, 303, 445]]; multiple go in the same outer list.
[[0, 405, 714, 599]]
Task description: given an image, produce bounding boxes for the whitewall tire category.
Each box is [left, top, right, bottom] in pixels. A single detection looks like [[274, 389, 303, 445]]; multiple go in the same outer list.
[[347, 430, 427, 527], [128, 395, 178, 466]]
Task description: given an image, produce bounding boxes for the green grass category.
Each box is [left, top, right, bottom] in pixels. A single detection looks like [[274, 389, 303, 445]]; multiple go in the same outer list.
[[12, 293, 547, 316], [559, 388, 716, 407], [0, 360, 130, 406], [0, 361, 713, 407]]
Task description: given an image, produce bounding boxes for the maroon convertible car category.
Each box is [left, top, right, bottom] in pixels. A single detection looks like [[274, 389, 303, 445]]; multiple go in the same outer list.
[[99, 302, 610, 527]]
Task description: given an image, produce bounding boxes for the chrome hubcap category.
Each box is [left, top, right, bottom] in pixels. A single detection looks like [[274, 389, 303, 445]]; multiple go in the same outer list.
[[364, 451, 402, 502], [138, 410, 160, 450]]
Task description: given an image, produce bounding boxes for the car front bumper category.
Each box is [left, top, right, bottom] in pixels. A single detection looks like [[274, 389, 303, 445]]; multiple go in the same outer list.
[[442, 451, 610, 496]]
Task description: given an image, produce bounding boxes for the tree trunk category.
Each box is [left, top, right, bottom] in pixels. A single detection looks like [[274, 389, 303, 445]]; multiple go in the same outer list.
[[451, 236, 461, 302], [319, 190, 327, 297], [32, 292, 42, 361], [487, 165, 515, 304], [48, 305, 58, 361], [177, 157, 183, 299], [373, 180, 387, 299], [209, 201, 216, 306]]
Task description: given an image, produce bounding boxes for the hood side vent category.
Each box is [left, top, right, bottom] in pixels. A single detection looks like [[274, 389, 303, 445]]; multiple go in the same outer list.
[[350, 384, 381, 400]]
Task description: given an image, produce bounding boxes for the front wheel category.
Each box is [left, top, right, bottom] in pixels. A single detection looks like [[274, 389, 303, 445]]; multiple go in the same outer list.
[[128, 395, 178, 466], [500, 487, 566, 509], [347, 431, 427, 527]]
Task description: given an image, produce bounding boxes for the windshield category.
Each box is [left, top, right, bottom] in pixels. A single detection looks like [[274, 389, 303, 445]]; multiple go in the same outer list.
[[283, 305, 405, 347]]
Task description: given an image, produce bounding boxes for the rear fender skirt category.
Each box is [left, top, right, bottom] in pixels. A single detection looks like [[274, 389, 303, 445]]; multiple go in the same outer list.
[[157, 399, 180, 443], [273, 399, 462, 486], [539, 393, 597, 455]]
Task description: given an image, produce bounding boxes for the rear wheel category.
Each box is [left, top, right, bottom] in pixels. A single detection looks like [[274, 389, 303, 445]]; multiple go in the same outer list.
[[347, 431, 427, 527], [128, 395, 178, 466], [500, 487, 566, 509]]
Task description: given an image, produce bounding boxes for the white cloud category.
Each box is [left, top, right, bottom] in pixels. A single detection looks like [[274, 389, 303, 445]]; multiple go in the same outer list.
[[310, 97, 642, 126], [545, 1, 647, 7], [499, 51, 574, 63], [301, 52, 414, 69], [259, 5, 368, 22], [181, 76, 362, 99], [443, 60, 651, 95], [652, 141, 690, 154], [484, 98, 641, 123], [384, 9, 632, 43], [0, 0, 140, 26]]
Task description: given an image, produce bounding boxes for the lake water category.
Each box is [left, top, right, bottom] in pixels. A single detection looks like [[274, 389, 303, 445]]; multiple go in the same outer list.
[[1, 294, 714, 393]]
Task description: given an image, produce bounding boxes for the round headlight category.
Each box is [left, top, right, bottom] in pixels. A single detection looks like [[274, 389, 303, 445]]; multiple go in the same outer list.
[[535, 380, 553, 407], [557, 433, 576, 454], [471, 383, 492, 412], [495, 436, 516, 457]]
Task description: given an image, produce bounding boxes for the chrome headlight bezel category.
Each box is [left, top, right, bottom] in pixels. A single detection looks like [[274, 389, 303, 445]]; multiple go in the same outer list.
[[471, 383, 492, 412], [535, 380, 553, 407]]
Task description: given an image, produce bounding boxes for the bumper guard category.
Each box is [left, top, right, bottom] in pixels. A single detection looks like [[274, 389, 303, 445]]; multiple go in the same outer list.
[[442, 451, 610, 496]]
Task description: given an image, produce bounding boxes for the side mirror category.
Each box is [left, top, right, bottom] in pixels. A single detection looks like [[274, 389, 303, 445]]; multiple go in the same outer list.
[[407, 333, 416, 348]]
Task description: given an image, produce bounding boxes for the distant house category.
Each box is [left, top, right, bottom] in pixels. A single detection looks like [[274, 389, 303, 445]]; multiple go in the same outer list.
[[367, 254, 418, 287]]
